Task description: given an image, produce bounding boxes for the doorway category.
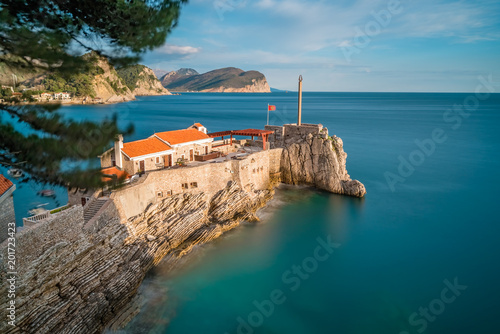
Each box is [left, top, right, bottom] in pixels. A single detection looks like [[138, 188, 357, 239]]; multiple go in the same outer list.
[[139, 160, 145, 173]]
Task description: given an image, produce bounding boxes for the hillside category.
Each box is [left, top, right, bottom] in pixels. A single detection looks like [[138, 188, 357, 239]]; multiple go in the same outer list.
[[159, 68, 199, 87], [35, 53, 135, 103], [0, 57, 44, 86], [1, 53, 172, 104], [117, 65, 170, 96], [160, 67, 271, 93]]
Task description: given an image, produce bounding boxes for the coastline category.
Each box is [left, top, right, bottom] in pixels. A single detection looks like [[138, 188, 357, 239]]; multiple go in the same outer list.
[[0, 124, 365, 334]]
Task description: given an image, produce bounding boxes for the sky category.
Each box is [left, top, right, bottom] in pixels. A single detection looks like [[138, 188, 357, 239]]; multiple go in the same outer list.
[[141, 0, 500, 92]]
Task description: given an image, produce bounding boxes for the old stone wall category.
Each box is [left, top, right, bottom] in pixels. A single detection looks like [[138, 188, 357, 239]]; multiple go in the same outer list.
[[0, 179, 273, 334], [283, 123, 326, 139], [99, 149, 114, 169], [0, 191, 15, 244], [0, 124, 365, 334], [111, 149, 279, 220]]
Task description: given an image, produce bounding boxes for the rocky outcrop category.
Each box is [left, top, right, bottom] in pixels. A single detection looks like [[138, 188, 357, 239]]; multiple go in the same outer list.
[[199, 77, 270, 93], [117, 65, 171, 96], [0, 123, 365, 334], [281, 133, 366, 198], [89, 58, 135, 103], [0, 181, 272, 334]]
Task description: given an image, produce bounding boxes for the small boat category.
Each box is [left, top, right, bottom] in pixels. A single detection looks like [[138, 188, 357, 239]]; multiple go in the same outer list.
[[7, 168, 23, 178], [38, 189, 56, 197]]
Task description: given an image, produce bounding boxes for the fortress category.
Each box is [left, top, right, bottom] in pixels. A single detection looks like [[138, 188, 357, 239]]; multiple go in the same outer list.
[[0, 78, 366, 334]]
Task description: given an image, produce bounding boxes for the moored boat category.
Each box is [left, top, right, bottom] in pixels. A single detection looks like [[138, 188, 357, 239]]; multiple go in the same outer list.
[[7, 168, 23, 178]]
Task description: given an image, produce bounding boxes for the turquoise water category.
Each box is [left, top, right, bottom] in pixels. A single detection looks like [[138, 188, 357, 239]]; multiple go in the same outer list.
[[6, 92, 500, 333]]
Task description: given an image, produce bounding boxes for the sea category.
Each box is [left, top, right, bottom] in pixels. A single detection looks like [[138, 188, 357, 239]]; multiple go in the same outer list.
[[4, 92, 500, 334]]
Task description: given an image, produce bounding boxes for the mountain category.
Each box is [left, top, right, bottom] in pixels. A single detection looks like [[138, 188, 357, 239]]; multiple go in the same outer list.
[[152, 69, 169, 79], [3, 53, 171, 103], [159, 68, 199, 87], [117, 65, 170, 96], [160, 67, 271, 93]]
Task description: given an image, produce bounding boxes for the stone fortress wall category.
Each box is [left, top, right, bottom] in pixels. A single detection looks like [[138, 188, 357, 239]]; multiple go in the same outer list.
[[0, 123, 365, 334]]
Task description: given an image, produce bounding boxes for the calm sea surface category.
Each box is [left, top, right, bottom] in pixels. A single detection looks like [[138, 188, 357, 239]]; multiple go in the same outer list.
[[5, 92, 500, 333]]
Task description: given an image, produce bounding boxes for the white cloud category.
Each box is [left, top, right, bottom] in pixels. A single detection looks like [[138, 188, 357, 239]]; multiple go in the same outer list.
[[157, 44, 201, 55]]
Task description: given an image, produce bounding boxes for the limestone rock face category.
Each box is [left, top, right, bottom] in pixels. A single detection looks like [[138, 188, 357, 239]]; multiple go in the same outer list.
[[199, 78, 271, 93], [91, 58, 135, 103], [281, 134, 366, 197], [0, 181, 272, 334]]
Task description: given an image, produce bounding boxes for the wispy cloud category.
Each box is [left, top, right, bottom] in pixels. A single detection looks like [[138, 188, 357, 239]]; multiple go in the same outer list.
[[157, 44, 201, 56]]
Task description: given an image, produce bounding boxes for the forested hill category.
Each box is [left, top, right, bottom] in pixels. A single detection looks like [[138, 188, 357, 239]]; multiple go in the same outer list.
[[117, 65, 170, 96], [159, 67, 271, 93]]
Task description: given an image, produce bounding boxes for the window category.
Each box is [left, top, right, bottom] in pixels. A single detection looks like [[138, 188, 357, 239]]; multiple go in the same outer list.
[[156, 156, 161, 164], [190, 182, 198, 188], [157, 191, 163, 197], [166, 190, 173, 196], [182, 183, 188, 190]]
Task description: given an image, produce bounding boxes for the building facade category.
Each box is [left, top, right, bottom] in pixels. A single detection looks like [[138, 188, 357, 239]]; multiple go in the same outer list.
[[100, 123, 214, 175], [0, 175, 16, 244]]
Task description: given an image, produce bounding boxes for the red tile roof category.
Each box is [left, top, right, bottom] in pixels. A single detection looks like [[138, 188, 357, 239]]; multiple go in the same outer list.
[[155, 128, 210, 145], [122, 137, 172, 158], [194, 123, 204, 128], [0, 174, 14, 197], [101, 167, 129, 182]]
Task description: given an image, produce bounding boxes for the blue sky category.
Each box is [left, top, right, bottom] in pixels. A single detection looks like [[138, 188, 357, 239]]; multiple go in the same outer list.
[[141, 0, 500, 92]]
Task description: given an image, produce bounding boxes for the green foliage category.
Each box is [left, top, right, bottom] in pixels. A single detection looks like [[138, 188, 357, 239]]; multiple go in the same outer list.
[[50, 205, 70, 214], [0, 89, 13, 98], [117, 65, 148, 91], [0, 0, 187, 188], [43, 72, 96, 97]]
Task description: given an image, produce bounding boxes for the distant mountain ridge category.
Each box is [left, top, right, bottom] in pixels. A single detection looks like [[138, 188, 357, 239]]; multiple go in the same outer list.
[[159, 67, 271, 93], [159, 68, 199, 87]]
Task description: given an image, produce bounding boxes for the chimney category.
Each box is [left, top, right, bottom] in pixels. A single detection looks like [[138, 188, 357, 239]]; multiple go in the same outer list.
[[298, 75, 303, 126], [114, 134, 123, 169]]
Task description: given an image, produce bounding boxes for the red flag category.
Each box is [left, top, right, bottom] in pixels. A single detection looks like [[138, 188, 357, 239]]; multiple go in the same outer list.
[[268, 105, 276, 111]]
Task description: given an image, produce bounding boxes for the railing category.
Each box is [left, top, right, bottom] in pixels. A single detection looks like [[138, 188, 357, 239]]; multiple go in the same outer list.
[[23, 211, 50, 225], [194, 152, 222, 162], [23, 204, 70, 225]]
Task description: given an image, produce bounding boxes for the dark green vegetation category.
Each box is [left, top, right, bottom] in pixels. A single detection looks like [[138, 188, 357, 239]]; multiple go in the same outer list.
[[161, 67, 266, 91], [0, 0, 187, 188], [42, 55, 106, 98], [117, 65, 158, 91]]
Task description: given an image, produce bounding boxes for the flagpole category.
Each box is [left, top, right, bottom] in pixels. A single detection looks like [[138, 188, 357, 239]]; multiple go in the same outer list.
[[267, 104, 269, 125]]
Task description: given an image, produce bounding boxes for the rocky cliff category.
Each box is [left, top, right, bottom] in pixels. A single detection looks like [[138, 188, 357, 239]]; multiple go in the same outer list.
[[160, 67, 271, 93], [0, 127, 364, 334], [117, 65, 171, 96], [0, 182, 271, 334], [279, 128, 366, 198], [89, 58, 136, 103]]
